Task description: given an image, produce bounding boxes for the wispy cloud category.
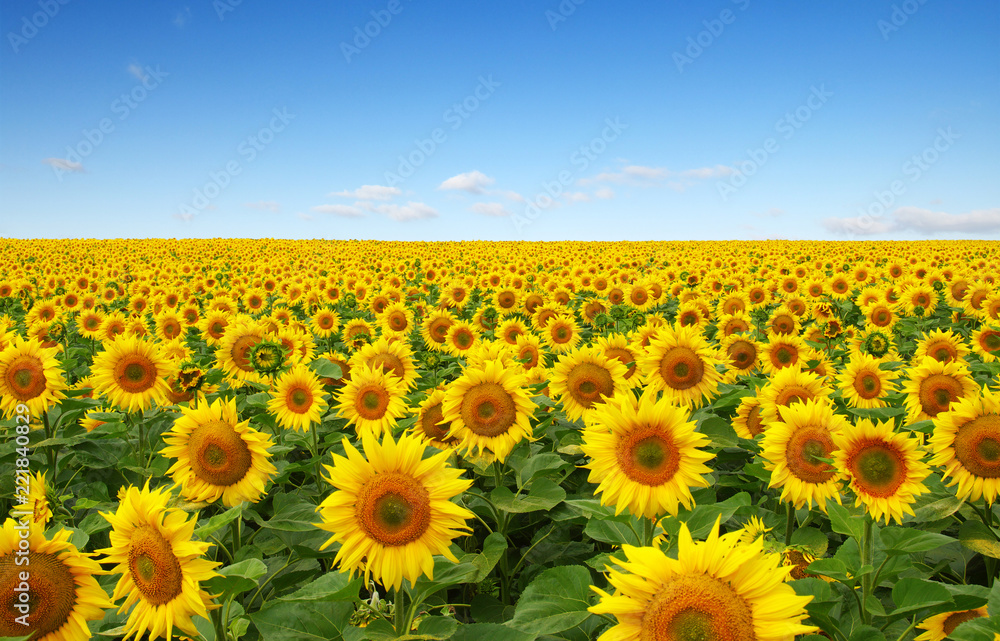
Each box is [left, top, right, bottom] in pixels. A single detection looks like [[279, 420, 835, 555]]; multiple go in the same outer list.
[[311, 204, 366, 217], [438, 170, 495, 194], [580, 164, 733, 189], [823, 206, 1000, 235], [470, 202, 511, 217], [594, 187, 615, 200], [362, 201, 439, 221], [243, 200, 280, 213], [329, 185, 401, 201], [42, 158, 84, 172]]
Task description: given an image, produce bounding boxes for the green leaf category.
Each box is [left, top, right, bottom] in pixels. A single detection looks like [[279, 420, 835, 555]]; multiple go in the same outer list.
[[827, 503, 865, 542], [672, 492, 751, 540], [470, 594, 513, 624], [959, 520, 1000, 559], [950, 617, 1000, 641], [310, 358, 344, 380], [449, 623, 536, 641], [790, 527, 829, 557], [278, 571, 363, 602], [491, 478, 566, 514], [410, 556, 480, 605], [251, 601, 353, 641], [405, 616, 458, 640], [890, 577, 953, 616], [848, 625, 886, 641], [207, 558, 268, 599], [517, 453, 570, 488], [805, 558, 853, 583], [195, 503, 244, 539], [583, 515, 640, 547], [697, 416, 739, 448], [471, 532, 508, 582], [846, 406, 905, 421], [989, 576, 1000, 617], [508, 565, 595, 636], [880, 527, 955, 555], [912, 492, 965, 521]]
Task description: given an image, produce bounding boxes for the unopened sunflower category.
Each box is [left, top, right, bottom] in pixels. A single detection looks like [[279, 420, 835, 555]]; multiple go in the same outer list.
[[162, 397, 276, 505], [316, 432, 474, 590]]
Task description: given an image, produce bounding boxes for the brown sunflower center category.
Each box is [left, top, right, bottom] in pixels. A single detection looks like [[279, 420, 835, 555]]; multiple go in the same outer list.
[[5, 355, 47, 401], [943, 610, 984, 636], [744, 405, 765, 437], [854, 372, 882, 399], [460, 382, 517, 437], [113, 354, 158, 394], [980, 331, 1000, 352], [551, 324, 572, 344], [917, 373, 965, 417], [847, 441, 906, 498], [773, 384, 815, 410], [370, 354, 406, 380], [953, 414, 1000, 479], [771, 315, 795, 335], [566, 362, 614, 409], [605, 347, 637, 380], [0, 551, 78, 639], [287, 386, 313, 414], [785, 426, 837, 484], [127, 524, 184, 605], [429, 318, 452, 342], [388, 313, 408, 331], [356, 472, 431, 547], [453, 329, 474, 349], [187, 419, 253, 486], [420, 403, 452, 442], [355, 385, 390, 420], [643, 573, 755, 641], [616, 428, 680, 486], [926, 341, 957, 363], [658, 347, 704, 391], [771, 344, 798, 367], [231, 334, 261, 371], [727, 341, 757, 371]]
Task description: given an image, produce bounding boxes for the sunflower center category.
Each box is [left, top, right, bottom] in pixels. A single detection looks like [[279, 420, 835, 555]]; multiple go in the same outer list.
[[127, 524, 184, 605], [567, 362, 615, 408], [356, 472, 431, 547], [774, 385, 814, 409], [605, 347, 637, 379], [371, 354, 406, 380], [6, 356, 47, 401], [616, 428, 680, 486], [917, 374, 964, 417], [460, 382, 517, 437], [454, 329, 474, 349], [658, 347, 704, 390], [772, 345, 796, 367], [552, 325, 572, 343], [953, 414, 1000, 478], [643, 574, 755, 641], [854, 372, 882, 399], [746, 405, 764, 436], [288, 387, 312, 413], [430, 319, 451, 341], [943, 610, 984, 635], [772, 315, 794, 335], [927, 341, 956, 363], [187, 419, 253, 486], [0, 551, 78, 639], [231, 334, 261, 371], [865, 334, 889, 357], [848, 442, 905, 498], [356, 385, 390, 420], [981, 332, 1000, 352], [420, 403, 452, 442], [727, 341, 756, 371], [785, 427, 837, 484]]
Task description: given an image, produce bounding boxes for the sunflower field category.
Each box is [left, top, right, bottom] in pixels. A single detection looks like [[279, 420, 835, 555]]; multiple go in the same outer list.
[[3, 238, 1000, 641]]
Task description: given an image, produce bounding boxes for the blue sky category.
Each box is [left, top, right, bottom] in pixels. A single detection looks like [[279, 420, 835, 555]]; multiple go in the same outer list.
[[1, 0, 997, 241]]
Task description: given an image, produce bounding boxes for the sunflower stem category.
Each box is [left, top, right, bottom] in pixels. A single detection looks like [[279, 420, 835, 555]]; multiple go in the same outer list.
[[784, 501, 795, 547], [393, 587, 406, 636], [42, 411, 56, 474], [859, 516, 874, 625], [642, 516, 655, 547], [311, 421, 324, 492], [893, 618, 917, 641]]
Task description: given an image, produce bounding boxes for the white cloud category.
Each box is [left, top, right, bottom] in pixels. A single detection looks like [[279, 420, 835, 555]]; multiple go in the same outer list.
[[496, 189, 524, 202], [42, 158, 84, 172], [564, 192, 591, 203], [329, 185, 401, 201], [243, 200, 280, 213], [127, 63, 147, 82], [580, 164, 733, 188], [311, 204, 366, 217], [438, 170, 495, 194], [594, 187, 615, 200], [363, 201, 439, 221], [470, 202, 511, 217], [824, 206, 1000, 236]]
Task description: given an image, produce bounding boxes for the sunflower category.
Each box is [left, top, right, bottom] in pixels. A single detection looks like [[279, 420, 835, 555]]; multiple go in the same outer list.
[[495, 318, 529, 346], [343, 318, 376, 351], [541, 313, 581, 354], [0, 337, 67, 418], [162, 397, 276, 505], [833, 418, 930, 524], [351, 337, 418, 389], [596, 333, 641, 388], [315, 432, 474, 590], [837, 353, 898, 409], [267, 364, 329, 432], [549, 346, 628, 422], [309, 308, 341, 338], [197, 310, 230, 346], [767, 305, 800, 336], [337, 363, 408, 438], [639, 324, 722, 408], [13, 470, 52, 531], [0, 519, 112, 641], [759, 332, 806, 375], [581, 389, 713, 519], [379, 301, 415, 338], [420, 310, 455, 351], [443, 320, 480, 357], [716, 310, 752, 337], [902, 356, 977, 424], [913, 328, 970, 365], [852, 326, 899, 362], [409, 388, 457, 449], [89, 335, 175, 414], [929, 386, 1000, 505], [898, 283, 938, 317], [732, 396, 766, 439], [589, 519, 816, 641], [98, 483, 220, 641], [441, 360, 537, 462], [719, 333, 761, 382], [915, 607, 988, 641], [77, 308, 106, 340], [758, 366, 832, 426], [214, 318, 266, 386], [863, 301, 897, 330], [761, 398, 846, 511], [972, 324, 1000, 362], [154, 310, 185, 342]]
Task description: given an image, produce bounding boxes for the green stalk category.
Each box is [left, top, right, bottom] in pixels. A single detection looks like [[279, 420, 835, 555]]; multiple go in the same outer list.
[[643, 516, 656, 547], [42, 411, 56, 474], [860, 516, 874, 625], [394, 587, 406, 636], [784, 501, 795, 547]]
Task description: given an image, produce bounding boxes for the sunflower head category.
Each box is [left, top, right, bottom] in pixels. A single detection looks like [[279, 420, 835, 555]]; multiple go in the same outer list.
[[249, 339, 289, 375]]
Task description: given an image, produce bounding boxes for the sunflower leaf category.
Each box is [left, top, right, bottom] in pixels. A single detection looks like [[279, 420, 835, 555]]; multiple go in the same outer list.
[[490, 478, 565, 514], [449, 623, 536, 641], [879, 526, 955, 556], [195, 503, 244, 539], [508, 565, 595, 636], [889, 577, 953, 617], [278, 571, 363, 603], [208, 558, 268, 599], [827, 503, 865, 542], [250, 600, 354, 641], [959, 520, 1000, 559]]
